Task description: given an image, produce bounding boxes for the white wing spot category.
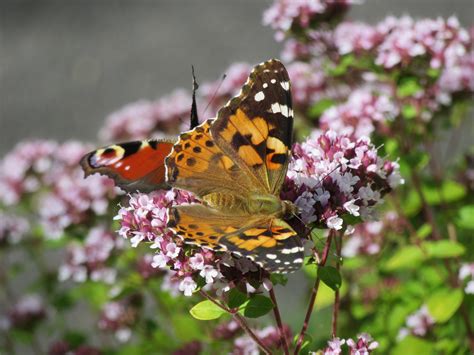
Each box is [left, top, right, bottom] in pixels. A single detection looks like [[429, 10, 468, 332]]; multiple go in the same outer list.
[[284, 261, 290, 265], [271, 103, 293, 118], [263, 83, 268, 88], [266, 254, 277, 260], [114, 162, 123, 168], [271, 79, 276, 84], [125, 165, 130, 171], [280, 81, 290, 91], [281, 246, 301, 254], [293, 258, 303, 264], [254, 91, 265, 102]]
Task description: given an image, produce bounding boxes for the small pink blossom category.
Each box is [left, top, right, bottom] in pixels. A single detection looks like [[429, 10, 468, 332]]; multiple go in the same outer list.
[[398, 305, 435, 340], [179, 276, 198, 297], [346, 333, 379, 354], [263, 0, 353, 41]]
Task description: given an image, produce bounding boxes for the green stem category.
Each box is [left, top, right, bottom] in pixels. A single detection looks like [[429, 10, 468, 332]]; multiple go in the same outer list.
[[294, 231, 334, 354], [269, 286, 289, 355], [199, 290, 272, 354]]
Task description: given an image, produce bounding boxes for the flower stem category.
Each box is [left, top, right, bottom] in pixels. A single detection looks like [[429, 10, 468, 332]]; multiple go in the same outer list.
[[198, 290, 272, 354], [331, 233, 342, 338], [294, 231, 334, 354], [269, 286, 289, 355]]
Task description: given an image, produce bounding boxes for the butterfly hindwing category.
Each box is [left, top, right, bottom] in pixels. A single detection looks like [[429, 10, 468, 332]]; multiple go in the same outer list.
[[168, 204, 304, 273], [80, 140, 174, 192]]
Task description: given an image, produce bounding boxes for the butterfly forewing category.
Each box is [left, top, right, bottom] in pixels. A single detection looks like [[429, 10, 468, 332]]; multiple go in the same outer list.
[[80, 140, 174, 192], [165, 120, 255, 198], [211, 59, 293, 195]]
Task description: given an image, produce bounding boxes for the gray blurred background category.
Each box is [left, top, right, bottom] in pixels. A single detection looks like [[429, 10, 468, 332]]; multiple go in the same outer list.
[[1, 0, 473, 155]]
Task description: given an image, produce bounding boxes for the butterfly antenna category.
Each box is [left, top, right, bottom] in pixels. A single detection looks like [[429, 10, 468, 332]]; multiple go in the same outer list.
[[312, 162, 343, 189], [203, 73, 227, 116], [190, 65, 200, 129]]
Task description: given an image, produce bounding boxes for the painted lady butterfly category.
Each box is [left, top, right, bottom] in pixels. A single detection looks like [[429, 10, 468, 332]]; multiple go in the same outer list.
[[80, 59, 304, 273], [165, 59, 304, 273]]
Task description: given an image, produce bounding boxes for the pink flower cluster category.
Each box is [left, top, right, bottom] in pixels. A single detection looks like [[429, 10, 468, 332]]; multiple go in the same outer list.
[[375, 16, 470, 70], [0, 140, 118, 239], [321, 333, 379, 354], [320, 88, 398, 139], [287, 61, 350, 110], [115, 190, 225, 296], [0, 140, 57, 206], [0, 212, 29, 246], [263, 0, 352, 41], [98, 296, 140, 343], [459, 263, 474, 294], [99, 89, 192, 142], [233, 325, 291, 354], [397, 305, 435, 340], [48, 341, 101, 355], [283, 131, 403, 230], [342, 212, 400, 257], [200, 62, 252, 118], [6, 294, 46, 330], [58, 226, 123, 284]]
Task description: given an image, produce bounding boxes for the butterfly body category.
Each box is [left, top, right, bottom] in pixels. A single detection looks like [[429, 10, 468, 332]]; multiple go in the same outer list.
[[165, 59, 304, 273], [203, 191, 295, 217]]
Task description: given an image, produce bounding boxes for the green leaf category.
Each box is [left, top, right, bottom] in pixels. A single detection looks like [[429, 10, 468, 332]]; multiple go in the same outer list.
[[270, 273, 288, 286], [426, 288, 463, 323], [422, 180, 466, 205], [189, 300, 226, 320], [391, 336, 434, 355], [308, 98, 335, 117], [416, 224, 432, 239], [402, 189, 422, 216], [383, 246, 425, 271], [424, 240, 465, 258], [293, 333, 313, 353], [397, 77, 422, 98], [328, 54, 355, 76], [402, 104, 417, 119], [427, 67, 440, 79], [318, 266, 342, 291], [315, 279, 348, 309], [227, 289, 248, 309], [172, 313, 205, 341], [456, 205, 474, 230], [242, 295, 274, 318], [449, 98, 472, 126]]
